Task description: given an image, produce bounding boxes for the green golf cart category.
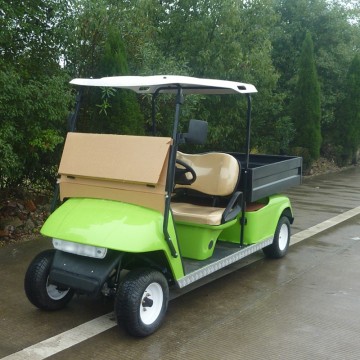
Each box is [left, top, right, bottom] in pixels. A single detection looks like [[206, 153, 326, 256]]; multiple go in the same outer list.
[[24, 75, 302, 337]]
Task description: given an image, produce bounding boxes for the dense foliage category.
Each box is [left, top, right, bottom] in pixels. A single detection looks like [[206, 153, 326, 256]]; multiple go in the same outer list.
[[334, 54, 360, 164], [0, 0, 359, 188], [292, 32, 322, 165], [0, 0, 72, 187]]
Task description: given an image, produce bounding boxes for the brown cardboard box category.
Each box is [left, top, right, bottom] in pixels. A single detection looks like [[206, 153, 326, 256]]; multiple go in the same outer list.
[[58, 133, 172, 213]]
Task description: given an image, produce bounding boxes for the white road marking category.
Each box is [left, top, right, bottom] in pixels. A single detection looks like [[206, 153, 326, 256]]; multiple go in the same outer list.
[[2, 205, 360, 360], [290, 205, 360, 245], [1, 313, 116, 360]]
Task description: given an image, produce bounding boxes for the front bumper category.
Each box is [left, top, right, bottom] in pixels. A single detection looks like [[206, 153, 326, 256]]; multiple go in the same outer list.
[[49, 250, 122, 295]]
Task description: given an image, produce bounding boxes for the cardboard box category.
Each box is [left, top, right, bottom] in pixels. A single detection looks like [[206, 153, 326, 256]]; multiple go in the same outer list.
[[58, 133, 172, 213]]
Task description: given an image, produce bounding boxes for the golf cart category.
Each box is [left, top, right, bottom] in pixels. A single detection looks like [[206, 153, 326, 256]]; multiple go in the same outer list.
[[24, 75, 302, 337]]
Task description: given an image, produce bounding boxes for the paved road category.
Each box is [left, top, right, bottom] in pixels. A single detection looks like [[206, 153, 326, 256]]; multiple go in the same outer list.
[[1, 166, 359, 360], [288, 166, 360, 231]]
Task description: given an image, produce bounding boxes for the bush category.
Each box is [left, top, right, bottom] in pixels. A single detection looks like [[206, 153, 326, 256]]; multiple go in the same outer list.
[[291, 147, 312, 173], [333, 54, 360, 164], [291, 32, 322, 161], [0, 67, 72, 189]]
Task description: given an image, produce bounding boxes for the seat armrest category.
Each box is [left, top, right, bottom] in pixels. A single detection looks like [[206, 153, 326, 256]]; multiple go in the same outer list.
[[221, 191, 242, 223]]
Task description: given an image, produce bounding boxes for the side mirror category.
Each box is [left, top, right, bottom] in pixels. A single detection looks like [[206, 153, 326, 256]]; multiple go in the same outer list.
[[184, 119, 208, 145]]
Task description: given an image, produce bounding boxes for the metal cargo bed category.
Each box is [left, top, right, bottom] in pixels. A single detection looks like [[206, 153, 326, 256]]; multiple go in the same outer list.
[[230, 153, 302, 202]]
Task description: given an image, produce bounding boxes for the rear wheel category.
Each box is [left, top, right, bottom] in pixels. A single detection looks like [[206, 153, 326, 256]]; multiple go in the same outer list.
[[263, 216, 291, 258], [24, 250, 74, 310], [115, 268, 169, 337]]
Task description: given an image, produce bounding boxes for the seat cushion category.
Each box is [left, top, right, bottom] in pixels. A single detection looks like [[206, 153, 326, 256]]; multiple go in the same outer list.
[[171, 202, 225, 226]]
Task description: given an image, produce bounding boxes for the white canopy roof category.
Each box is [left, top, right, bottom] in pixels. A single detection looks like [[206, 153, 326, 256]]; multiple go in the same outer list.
[[70, 75, 257, 95]]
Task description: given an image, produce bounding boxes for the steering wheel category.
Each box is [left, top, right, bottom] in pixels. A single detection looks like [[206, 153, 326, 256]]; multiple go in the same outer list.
[[175, 159, 197, 185]]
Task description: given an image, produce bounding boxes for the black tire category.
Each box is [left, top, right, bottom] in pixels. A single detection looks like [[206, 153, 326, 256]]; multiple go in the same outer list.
[[263, 216, 291, 259], [115, 268, 169, 337], [24, 249, 74, 311]]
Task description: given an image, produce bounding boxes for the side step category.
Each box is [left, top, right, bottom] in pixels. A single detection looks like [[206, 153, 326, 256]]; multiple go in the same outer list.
[[176, 237, 273, 288]]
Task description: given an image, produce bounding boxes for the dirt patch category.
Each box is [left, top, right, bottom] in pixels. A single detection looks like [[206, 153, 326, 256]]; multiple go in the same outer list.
[[303, 157, 341, 177], [0, 189, 52, 247]]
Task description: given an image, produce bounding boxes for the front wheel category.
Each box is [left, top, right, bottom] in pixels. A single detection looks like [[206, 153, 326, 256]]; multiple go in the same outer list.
[[115, 268, 169, 337], [263, 216, 291, 259], [24, 249, 74, 310]]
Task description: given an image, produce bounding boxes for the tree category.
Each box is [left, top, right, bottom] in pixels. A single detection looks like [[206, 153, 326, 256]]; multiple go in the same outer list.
[[291, 32, 321, 162], [0, 1, 72, 188], [334, 54, 360, 164], [272, 0, 360, 144], [2, 0, 360, 189], [0, 0, 71, 78], [117, 0, 289, 153], [64, 1, 144, 135]]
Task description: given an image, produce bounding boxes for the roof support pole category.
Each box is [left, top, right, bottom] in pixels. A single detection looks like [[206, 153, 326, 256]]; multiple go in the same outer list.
[[162, 86, 183, 258], [240, 94, 252, 247], [245, 94, 252, 170]]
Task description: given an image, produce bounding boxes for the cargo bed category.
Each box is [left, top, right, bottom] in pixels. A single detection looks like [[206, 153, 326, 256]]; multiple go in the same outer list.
[[230, 153, 302, 202]]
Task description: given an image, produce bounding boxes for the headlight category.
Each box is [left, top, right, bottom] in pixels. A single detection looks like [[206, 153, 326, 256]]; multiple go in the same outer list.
[[52, 239, 107, 259]]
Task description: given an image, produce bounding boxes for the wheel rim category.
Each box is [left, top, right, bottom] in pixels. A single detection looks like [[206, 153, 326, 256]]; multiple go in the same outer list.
[[140, 282, 164, 325], [278, 223, 289, 251], [46, 277, 71, 300]]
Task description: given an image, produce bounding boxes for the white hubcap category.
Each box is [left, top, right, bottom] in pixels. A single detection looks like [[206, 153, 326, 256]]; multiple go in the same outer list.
[[278, 223, 289, 251], [140, 282, 163, 325], [46, 278, 70, 300]]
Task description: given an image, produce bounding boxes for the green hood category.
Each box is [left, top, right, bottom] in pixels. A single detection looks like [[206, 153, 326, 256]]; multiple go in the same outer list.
[[41, 198, 168, 253]]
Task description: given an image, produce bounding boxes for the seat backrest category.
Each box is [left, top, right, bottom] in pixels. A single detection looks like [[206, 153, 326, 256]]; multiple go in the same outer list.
[[176, 151, 240, 196]]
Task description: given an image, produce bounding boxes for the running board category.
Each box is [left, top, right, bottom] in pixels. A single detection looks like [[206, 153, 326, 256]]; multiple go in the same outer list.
[[176, 237, 273, 288]]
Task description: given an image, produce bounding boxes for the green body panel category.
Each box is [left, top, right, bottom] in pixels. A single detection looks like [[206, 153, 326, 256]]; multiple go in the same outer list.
[[175, 219, 237, 260], [41, 198, 184, 279], [220, 195, 292, 244]]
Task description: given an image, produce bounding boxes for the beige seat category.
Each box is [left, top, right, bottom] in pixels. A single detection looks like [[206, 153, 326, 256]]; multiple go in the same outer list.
[[171, 152, 241, 225]]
